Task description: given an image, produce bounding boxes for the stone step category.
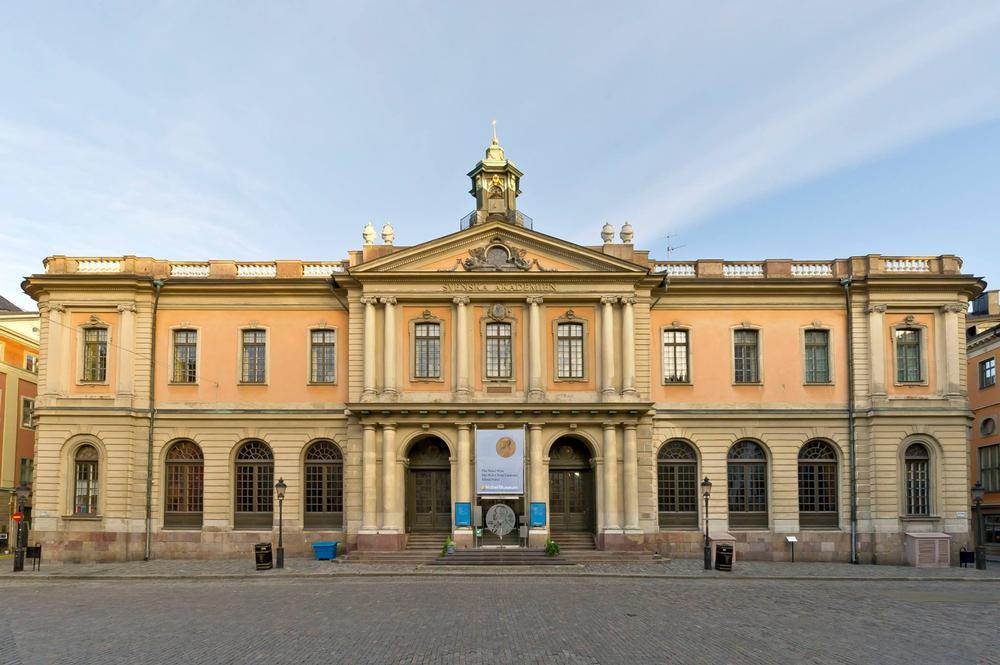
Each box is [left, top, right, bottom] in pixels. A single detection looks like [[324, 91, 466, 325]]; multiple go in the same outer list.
[[431, 550, 574, 566]]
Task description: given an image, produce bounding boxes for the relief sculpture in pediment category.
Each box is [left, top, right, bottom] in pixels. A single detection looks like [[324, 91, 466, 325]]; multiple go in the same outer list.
[[457, 237, 553, 272]]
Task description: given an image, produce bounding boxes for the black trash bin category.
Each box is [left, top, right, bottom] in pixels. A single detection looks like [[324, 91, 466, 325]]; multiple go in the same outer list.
[[714, 543, 733, 572], [255, 543, 273, 571]]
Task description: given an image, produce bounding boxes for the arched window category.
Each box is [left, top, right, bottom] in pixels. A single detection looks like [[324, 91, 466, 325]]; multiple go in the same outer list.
[[905, 443, 931, 516], [304, 440, 344, 529], [727, 441, 768, 528], [74, 444, 99, 515], [798, 440, 838, 528], [234, 440, 273, 529], [165, 441, 204, 529], [657, 441, 698, 527]]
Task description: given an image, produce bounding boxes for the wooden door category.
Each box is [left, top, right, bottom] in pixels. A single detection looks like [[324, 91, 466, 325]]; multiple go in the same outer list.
[[549, 469, 594, 532], [409, 469, 451, 532]]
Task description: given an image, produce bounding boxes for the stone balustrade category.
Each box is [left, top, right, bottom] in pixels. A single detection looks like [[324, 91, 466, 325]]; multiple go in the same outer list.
[[39, 254, 962, 279]]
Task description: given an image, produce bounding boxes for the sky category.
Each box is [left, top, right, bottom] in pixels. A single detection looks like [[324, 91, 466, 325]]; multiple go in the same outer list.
[[1, 1, 999, 310]]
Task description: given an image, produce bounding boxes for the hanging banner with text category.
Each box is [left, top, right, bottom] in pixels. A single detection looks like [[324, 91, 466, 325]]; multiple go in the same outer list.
[[475, 427, 525, 495]]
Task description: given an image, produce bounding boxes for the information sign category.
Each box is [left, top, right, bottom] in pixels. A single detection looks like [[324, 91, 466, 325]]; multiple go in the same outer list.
[[529, 502, 546, 527], [455, 502, 471, 527], [475, 427, 525, 494]]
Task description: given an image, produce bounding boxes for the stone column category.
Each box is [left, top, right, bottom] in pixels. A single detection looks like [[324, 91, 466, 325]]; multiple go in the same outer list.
[[527, 296, 544, 400], [942, 302, 964, 395], [380, 297, 398, 398], [867, 304, 887, 396], [381, 424, 401, 533], [453, 296, 471, 397], [116, 303, 136, 398], [43, 304, 66, 396], [620, 296, 636, 396], [622, 424, 639, 532], [455, 423, 473, 548], [600, 296, 617, 397], [361, 297, 378, 399], [361, 424, 378, 533], [602, 423, 621, 533], [528, 423, 547, 547]]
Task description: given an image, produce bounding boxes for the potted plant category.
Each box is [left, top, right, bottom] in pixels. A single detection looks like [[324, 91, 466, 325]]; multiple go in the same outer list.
[[544, 538, 560, 557], [441, 537, 455, 556]]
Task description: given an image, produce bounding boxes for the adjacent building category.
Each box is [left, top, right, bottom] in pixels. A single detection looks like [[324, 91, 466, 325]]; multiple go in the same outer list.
[[968, 289, 1000, 556], [0, 296, 39, 547], [21, 138, 985, 564]]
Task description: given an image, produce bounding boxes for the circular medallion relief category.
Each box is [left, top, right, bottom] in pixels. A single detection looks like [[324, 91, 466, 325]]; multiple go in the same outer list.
[[485, 504, 516, 537], [496, 436, 516, 458]]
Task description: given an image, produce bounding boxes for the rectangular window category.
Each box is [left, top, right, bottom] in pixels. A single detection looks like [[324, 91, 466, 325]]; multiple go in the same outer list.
[[485, 322, 512, 379], [25, 353, 38, 372], [733, 329, 760, 384], [82, 327, 108, 382], [19, 458, 33, 485], [241, 329, 267, 383], [556, 322, 584, 379], [804, 330, 831, 383], [310, 329, 337, 383], [895, 328, 922, 383], [980, 357, 997, 389], [981, 444, 1000, 493], [20, 398, 34, 429], [413, 322, 441, 379], [172, 330, 198, 383], [662, 329, 690, 383]]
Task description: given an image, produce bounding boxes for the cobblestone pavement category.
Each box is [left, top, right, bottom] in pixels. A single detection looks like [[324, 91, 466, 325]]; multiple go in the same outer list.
[[2, 576, 999, 664], [1, 555, 998, 580]]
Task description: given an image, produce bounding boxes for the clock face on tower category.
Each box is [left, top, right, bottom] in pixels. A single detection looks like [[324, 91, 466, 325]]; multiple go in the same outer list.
[[495, 436, 516, 459]]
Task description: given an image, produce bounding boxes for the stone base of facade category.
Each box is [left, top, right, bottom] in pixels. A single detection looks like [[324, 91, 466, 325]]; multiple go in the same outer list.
[[356, 532, 405, 552], [600, 530, 647, 551]]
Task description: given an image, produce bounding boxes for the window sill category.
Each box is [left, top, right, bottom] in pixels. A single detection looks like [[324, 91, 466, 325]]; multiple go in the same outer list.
[[161, 526, 203, 531], [307, 381, 338, 386], [554, 378, 588, 384], [662, 381, 692, 386], [483, 379, 516, 384], [168, 381, 198, 386], [62, 515, 102, 521], [732, 382, 763, 387], [77, 381, 109, 387], [409, 378, 444, 384], [237, 382, 269, 387], [900, 515, 941, 522], [804, 382, 834, 386], [894, 381, 929, 387]]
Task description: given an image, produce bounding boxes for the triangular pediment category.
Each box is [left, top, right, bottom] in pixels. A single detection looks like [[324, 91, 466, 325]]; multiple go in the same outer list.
[[350, 221, 648, 274]]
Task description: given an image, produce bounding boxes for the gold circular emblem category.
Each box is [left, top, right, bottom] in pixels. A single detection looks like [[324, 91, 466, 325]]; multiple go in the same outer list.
[[496, 436, 516, 458]]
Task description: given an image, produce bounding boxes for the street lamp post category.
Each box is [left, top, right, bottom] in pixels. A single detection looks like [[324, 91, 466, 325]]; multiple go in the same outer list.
[[275, 477, 287, 570], [12, 483, 30, 573], [701, 476, 713, 570], [972, 481, 986, 571]]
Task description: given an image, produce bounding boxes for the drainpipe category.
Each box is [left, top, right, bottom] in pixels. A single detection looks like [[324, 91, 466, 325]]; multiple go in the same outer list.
[[841, 277, 859, 564], [144, 279, 164, 561]]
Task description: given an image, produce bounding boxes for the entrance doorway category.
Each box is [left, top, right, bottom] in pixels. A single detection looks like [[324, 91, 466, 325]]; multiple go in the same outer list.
[[548, 437, 595, 532], [406, 437, 451, 532]]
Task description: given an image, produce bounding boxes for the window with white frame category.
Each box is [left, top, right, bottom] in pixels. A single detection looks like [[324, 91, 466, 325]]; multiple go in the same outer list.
[[25, 353, 38, 372], [413, 322, 441, 379], [895, 328, 923, 383], [980, 357, 997, 389], [556, 322, 584, 379], [662, 329, 690, 383], [904, 442, 931, 515], [485, 322, 512, 379], [74, 444, 99, 515], [980, 444, 1000, 493], [20, 397, 34, 429]]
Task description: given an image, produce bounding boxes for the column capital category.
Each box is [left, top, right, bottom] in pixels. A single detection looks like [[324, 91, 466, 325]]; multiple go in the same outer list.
[[528, 422, 544, 431], [379, 296, 397, 306], [942, 302, 966, 314], [117, 303, 137, 313], [526, 295, 544, 305], [602, 421, 618, 431], [452, 296, 471, 306], [600, 296, 618, 305], [866, 303, 887, 314], [381, 423, 397, 432], [623, 423, 637, 431], [619, 296, 637, 306], [360, 296, 378, 306], [456, 422, 472, 431], [43, 302, 66, 314]]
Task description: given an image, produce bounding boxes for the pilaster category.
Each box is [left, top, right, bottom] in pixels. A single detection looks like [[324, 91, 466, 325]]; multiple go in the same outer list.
[[380, 297, 398, 399], [527, 296, 544, 400], [361, 297, 378, 400]]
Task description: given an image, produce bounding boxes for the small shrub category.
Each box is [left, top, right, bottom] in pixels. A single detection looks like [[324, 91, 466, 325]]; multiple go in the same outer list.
[[441, 537, 453, 557], [544, 538, 560, 557]]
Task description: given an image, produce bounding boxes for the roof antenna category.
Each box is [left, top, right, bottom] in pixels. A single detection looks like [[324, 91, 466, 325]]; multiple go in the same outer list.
[[665, 234, 686, 260]]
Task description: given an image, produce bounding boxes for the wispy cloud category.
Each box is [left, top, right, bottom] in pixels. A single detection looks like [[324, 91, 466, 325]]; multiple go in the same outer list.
[[599, 3, 1000, 241]]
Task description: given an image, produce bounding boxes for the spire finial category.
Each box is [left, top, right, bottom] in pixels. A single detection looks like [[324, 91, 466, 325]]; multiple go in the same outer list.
[[491, 119, 498, 145]]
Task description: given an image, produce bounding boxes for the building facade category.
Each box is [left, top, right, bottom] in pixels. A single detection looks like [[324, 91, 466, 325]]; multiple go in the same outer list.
[[0, 300, 39, 547], [22, 138, 984, 564], [968, 290, 1000, 556]]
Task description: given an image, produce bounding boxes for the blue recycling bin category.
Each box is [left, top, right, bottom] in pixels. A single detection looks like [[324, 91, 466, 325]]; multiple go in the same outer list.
[[311, 541, 338, 560]]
